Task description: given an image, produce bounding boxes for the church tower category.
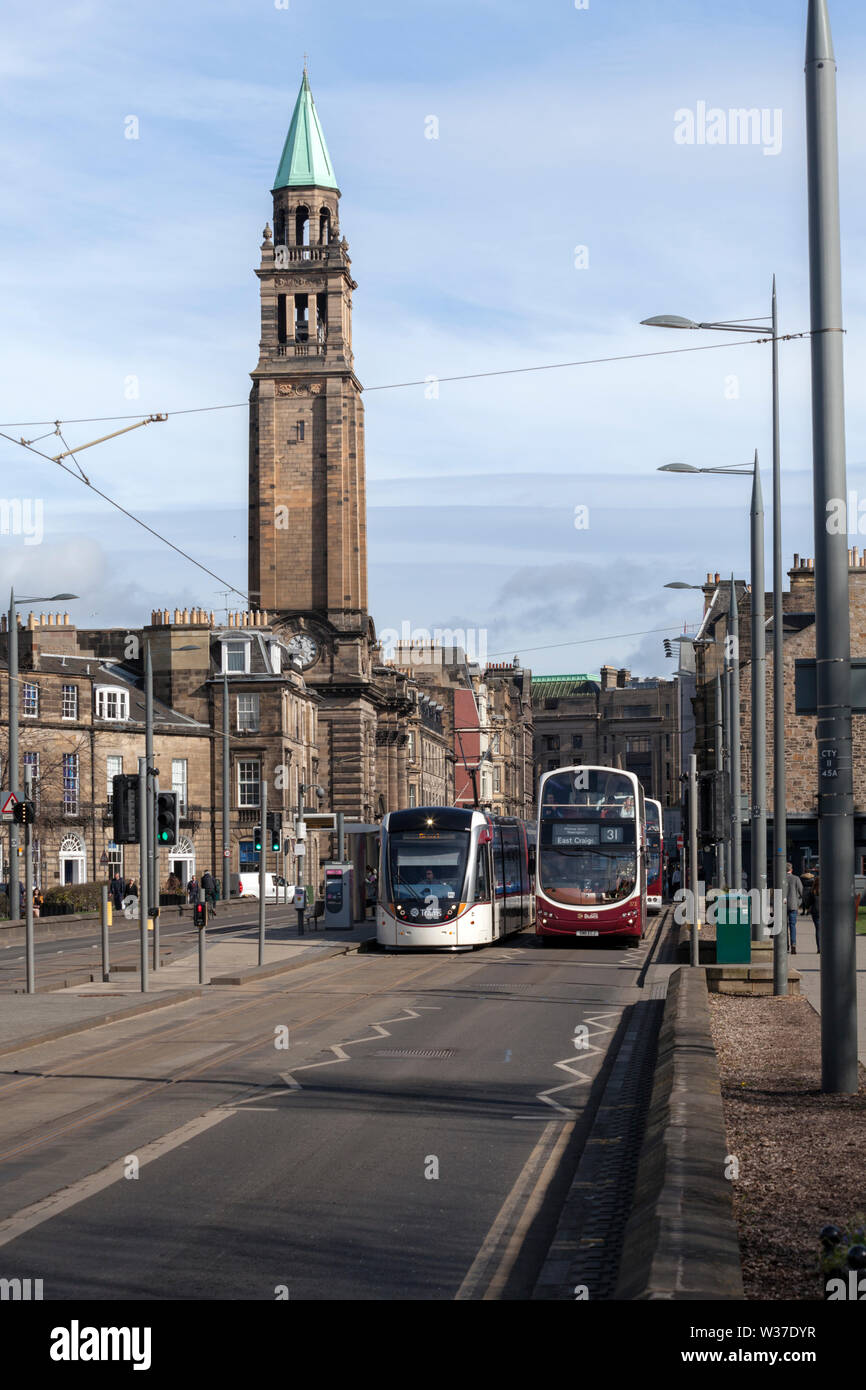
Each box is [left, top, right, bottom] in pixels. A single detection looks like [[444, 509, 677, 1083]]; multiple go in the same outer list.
[[249, 69, 368, 633]]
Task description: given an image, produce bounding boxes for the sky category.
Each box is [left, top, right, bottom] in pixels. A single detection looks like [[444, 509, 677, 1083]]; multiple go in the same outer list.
[[2, 0, 866, 676]]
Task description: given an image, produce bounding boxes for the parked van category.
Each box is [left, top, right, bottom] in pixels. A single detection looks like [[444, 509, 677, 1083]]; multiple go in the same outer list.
[[236, 872, 295, 902]]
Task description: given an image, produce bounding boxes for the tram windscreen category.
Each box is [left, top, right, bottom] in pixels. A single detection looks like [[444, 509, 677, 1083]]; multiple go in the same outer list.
[[386, 830, 470, 921], [538, 769, 638, 905]]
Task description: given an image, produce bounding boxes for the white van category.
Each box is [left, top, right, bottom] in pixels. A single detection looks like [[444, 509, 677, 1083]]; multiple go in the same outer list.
[[236, 873, 295, 903]]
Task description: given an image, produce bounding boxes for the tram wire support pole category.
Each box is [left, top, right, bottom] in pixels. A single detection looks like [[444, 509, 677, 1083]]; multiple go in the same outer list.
[[805, 0, 857, 1090], [259, 776, 267, 967], [689, 754, 700, 965], [23, 764, 35, 993], [750, 455, 769, 940], [771, 279, 789, 996], [138, 756, 149, 993]]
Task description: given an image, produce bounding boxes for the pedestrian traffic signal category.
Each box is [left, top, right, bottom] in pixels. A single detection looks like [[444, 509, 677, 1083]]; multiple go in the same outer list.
[[253, 825, 263, 854], [112, 774, 139, 844], [156, 792, 179, 845], [194, 901, 207, 929], [267, 811, 281, 853], [12, 799, 35, 825]]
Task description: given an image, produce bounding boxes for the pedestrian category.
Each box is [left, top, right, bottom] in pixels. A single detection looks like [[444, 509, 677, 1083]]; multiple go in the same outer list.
[[785, 861, 804, 955], [811, 868, 821, 954], [365, 866, 378, 919], [670, 863, 682, 897], [201, 870, 218, 915], [187, 875, 198, 906], [110, 873, 124, 912]]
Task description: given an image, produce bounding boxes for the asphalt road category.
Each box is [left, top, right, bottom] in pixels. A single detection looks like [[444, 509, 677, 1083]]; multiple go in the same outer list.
[[0, 928, 656, 1300]]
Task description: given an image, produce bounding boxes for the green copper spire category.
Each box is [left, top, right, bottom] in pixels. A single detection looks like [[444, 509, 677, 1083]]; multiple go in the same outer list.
[[273, 70, 338, 190]]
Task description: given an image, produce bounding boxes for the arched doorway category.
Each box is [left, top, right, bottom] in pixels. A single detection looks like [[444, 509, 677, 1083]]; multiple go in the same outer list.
[[59, 833, 86, 885], [168, 836, 195, 888]]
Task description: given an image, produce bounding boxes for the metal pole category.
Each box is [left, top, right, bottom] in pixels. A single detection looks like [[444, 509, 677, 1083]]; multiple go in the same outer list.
[[23, 765, 34, 993], [258, 776, 267, 966], [337, 810, 345, 863], [198, 888, 207, 985], [145, 641, 157, 937], [689, 753, 699, 965], [723, 658, 732, 887], [8, 591, 19, 919], [101, 882, 110, 982], [714, 672, 725, 889], [729, 577, 743, 892], [223, 671, 230, 898], [750, 454, 768, 938], [771, 277, 789, 995], [805, 0, 857, 1091], [138, 756, 149, 992], [151, 771, 160, 972]]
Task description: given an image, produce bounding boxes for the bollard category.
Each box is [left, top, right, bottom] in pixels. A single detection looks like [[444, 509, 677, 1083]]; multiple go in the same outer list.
[[101, 883, 110, 982], [196, 889, 208, 984]]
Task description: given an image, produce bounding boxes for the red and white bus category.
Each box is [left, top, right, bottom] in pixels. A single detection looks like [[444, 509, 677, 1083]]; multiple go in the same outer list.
[[377, 806, 535, 950], [645, 797, 663, 914], [536, 765, 646, 942]]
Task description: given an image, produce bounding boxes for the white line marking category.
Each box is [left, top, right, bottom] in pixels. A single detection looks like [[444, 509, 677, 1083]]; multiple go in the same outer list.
[[0, 1109, 233, 1250], [536, 1010, 620, 1113]]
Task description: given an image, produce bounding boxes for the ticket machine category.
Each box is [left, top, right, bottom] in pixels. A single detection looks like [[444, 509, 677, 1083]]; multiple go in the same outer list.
[[323, 863, 354, 930]]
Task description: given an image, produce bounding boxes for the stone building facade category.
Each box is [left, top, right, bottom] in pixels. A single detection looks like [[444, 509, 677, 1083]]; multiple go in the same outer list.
[[532, 666, 680, 807], [691, 554, 866, 877]]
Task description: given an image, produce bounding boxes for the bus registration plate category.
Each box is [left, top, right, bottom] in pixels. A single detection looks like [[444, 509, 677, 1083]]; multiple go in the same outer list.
[[573, 930, 599, 937]]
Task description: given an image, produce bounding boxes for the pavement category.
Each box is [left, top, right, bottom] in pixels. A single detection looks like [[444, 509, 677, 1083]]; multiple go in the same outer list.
[[790, 914, 866, 1065], [0, 917, 378, 1057]]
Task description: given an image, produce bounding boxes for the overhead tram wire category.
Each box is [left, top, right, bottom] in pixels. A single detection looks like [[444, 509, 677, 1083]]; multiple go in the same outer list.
[[0, 331, 811, 428], [0, 429, 250, 605]]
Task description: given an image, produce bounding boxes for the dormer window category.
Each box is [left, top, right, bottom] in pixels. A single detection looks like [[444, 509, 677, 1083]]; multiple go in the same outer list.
[[95, 686, 129, 722], [222, 640, 250, 674]]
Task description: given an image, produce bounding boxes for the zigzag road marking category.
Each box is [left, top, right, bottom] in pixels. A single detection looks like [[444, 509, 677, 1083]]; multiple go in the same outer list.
[[535, 1010, 620, 1114], [279, 1008, 424, 1089]]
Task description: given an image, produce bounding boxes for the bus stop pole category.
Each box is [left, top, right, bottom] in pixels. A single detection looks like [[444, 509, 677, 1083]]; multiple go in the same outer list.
[[689, 754, 699, 966], [101, 883, 110, 982]]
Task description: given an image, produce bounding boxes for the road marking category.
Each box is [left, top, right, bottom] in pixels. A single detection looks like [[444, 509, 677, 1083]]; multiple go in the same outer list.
[[536, 1010, 619, 1113], [483, 1116, 576, 1300], [0, 1109, 232, 1250], [455, 1119, 569, 1300]]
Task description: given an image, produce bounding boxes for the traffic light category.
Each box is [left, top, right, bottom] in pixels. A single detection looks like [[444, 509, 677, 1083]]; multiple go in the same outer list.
[[155, 792, 179, 846], [253, 825, 263, 854], [194, 901, 207, 929], [12, 799, 35, 825], [267, 811, 281, 853], [112, 774, 139, 844]]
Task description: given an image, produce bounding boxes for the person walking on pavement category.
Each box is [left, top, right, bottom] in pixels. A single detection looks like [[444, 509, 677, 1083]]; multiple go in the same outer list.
[[187, 875, 198, 906], [786, 862, 804, 954], [110, 873, 124, 912], [810, 868, 821, 954], [365, 867, 378, 920], [201, 871, 218, 916]]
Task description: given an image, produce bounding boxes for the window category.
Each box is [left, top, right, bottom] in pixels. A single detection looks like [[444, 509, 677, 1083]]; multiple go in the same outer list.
[[172, 759, 188, 815], [665, 734, 671, 751], [622, 705, 652, 719], [95, 687, 129, 721], [296, 420, 305, 442], [239, 840, 257, 869], [106, 755, 122, 805], [407, 732, 415, 762], [237, 694, 260, 732], [61, 684, 78, 720], [544, 699, 558, 710], [21, 682, 38, 717], [493, 766, 502, 792], [571, 734, 583, 749], [62, 753, 79, 815], [408, 784, 417, 807], [22, 751, 39, 806], [238, 759, 260, 808], [545, 735, 560, 751], [107, 843, 123, 877], [223, 641, 249, 674]]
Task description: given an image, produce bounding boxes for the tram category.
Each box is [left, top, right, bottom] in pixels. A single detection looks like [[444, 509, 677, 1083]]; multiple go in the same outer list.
[[645, 797, 664, 914], [377, 806, 535, 950], [535, 765, 646, 942]]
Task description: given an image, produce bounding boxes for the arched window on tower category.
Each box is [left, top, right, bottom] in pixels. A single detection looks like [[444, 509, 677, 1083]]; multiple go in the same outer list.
[[295, 206, 310, 248], [319, 207, 331, 244]]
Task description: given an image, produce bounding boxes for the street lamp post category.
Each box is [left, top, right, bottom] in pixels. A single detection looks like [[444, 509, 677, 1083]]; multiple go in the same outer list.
[[6, 590, 78, 918], [644, 290, 786, 981]]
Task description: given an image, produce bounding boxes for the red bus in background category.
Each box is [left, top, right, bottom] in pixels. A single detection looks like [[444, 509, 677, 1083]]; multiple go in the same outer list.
[[536, 765, 646, 942], [645, 798, 663, 913]]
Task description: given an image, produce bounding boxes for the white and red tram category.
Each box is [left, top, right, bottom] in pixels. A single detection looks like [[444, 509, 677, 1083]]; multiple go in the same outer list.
[[645, 797, 663, 914]]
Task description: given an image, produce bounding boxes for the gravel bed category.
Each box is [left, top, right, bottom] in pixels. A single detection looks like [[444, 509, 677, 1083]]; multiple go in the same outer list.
[[708, 992, 866, 1300]]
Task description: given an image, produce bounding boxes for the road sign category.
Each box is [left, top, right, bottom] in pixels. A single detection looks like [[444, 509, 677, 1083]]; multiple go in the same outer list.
[[100, 851, 109, 865], [0, 791, 19, 814], [301, 813, 336, 830], [223, 848, 230, 857], [295, 842, 306, 857]]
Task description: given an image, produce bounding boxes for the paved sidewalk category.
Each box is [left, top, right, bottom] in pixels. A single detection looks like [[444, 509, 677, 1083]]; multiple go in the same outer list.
[[792, 915, 866, 1065], [0, 919, 376, 1058]]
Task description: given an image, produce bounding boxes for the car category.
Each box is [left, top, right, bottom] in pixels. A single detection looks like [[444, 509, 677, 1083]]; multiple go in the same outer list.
[[236, 872, 295, 902]]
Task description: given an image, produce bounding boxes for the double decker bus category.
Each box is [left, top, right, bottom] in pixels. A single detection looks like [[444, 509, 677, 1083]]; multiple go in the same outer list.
[[377, 806, 535, 950], [536, 765, 646, 942], [646, 798, 663, 914]]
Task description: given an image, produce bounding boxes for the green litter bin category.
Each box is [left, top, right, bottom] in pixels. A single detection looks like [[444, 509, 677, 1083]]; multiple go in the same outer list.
[[715, 891, 751, 963]]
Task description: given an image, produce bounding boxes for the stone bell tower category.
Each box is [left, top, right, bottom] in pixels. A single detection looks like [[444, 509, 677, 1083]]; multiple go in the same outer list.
[[248, 68, 368, 630]]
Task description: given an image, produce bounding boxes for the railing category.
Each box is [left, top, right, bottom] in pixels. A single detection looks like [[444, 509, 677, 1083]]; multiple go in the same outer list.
[[274, 245, 337, 265], [275, 341, 327, 358]]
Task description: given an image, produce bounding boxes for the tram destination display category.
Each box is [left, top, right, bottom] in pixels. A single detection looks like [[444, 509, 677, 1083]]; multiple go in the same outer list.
[[550, 822, 626, 846]]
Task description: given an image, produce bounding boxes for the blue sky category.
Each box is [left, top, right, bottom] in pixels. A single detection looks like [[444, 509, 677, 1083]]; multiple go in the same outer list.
[[2, 0, 866, 675]]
